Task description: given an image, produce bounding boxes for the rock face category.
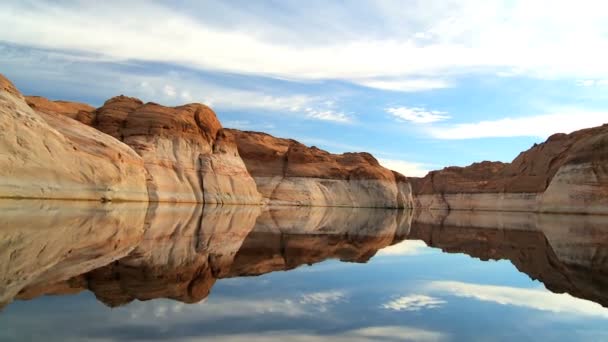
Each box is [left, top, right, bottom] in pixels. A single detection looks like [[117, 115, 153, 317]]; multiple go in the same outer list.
[[412, 125, 608, 214], [228, 129, 412, 208], [64, 96, 261, 204], [0, 75, 149, 201]]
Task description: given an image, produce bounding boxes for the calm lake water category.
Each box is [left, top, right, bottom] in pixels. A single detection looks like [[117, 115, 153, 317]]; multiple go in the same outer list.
[[1, 201, 608, 341]]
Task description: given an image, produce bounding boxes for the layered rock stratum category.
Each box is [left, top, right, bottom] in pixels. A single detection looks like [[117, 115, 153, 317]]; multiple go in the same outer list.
[[0, 75, 148, 201], [228, 129, 412, 208], [411, 126, 608, 214]]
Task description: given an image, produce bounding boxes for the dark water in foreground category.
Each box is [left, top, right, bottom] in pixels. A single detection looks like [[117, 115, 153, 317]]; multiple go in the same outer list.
[[1, 201, 608, 342]]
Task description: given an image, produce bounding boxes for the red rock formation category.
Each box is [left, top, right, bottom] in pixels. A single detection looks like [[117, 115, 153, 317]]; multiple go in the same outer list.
[[0, 74, 149, 201], [228, 129, 412, 208], [25, 95, 94, 121], [86, 96, 261, 203], [413, 125, 608, 214]]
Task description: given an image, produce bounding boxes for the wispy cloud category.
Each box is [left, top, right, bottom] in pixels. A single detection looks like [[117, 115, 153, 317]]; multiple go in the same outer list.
[[577, 79, 608, 87], [304, 108, 353, 123], [378, 158, 431, 177], [428, 281, 608, 318], [356, 79, 451, 92], [429, 112, 608, 139], [387, 107, 450, 124], [3, 1, 608, 84], [382, 295, 446, 312]]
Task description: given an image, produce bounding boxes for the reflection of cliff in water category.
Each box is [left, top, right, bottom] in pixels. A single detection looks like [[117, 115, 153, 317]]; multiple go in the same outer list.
[[1, 202, 411, 308], [2, 201, 608, 310], [410, 210, 608, 307]]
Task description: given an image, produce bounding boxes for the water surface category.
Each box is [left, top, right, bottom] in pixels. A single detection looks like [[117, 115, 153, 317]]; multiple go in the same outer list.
[[1, 201, 608, 341]]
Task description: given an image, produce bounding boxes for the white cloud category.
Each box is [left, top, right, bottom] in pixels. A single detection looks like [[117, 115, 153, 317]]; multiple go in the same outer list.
[[304, 108, 352, 123], [356, 79, 451, 92], [379, 158, 431, 177], [299, 290, 346, 305], [377, 240, 430, 256], [3, 1, 608, 84], [429, 112, 608, 139], [163, 84, 177, 97], [428, 281, 608, 319], [387, 107, 450, 124], [577, 79, 608, 87], [382, 295, 446, 312]]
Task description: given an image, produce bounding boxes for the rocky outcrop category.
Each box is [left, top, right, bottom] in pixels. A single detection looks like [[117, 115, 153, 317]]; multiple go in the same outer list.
[[59, 96, 261, 204], [227, 129, 412, 208], [25, 96, 95, 121], [0, 75, 149, 201], [412, 125, 608, 214]]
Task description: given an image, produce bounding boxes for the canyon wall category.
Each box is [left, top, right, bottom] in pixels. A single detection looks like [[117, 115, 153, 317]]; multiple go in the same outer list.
[[411, 126, 608, 214], [228, 129, 412, 208], [0, 75, 149, 201]]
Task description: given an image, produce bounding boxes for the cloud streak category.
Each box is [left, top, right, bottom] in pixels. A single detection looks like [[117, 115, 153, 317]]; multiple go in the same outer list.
[[387, 107, 450, 124], [382, 295, 446, 312], [429, 112, 608, 139]]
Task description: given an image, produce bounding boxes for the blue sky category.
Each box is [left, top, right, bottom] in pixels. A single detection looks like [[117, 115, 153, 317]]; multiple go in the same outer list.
[[2, 0, 608, 176]]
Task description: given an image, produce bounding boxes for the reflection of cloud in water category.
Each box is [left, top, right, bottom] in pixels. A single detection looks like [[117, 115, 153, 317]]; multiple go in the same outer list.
[[428, 281, 608, 319], [299, 290, 347, 312], [382, 295, 446, 312], [172, 326, 447, 342], [124, 290, 348, 323], [377, 240, 429, 256]]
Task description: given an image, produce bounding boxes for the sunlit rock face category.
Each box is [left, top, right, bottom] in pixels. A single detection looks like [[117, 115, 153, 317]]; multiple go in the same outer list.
[[411, 125, 608, 214], [228, 129, 413, 208], [409, 210, 608, 307], [26, 93, 261, 204], [0, 200, 147, 308], [0, 74, 149, 201]]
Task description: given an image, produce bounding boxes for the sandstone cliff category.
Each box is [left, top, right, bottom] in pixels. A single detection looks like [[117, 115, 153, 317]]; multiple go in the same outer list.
[[412, 125, 608, 214], [0, 75, 149, 201], [228, 129, 412, 208]]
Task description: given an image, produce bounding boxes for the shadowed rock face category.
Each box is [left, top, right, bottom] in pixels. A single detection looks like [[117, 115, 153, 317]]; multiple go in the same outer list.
[[409, 210, 608, 307], [4, 204, 410, 308], [227, 129, 412, 208], [412, 125, 608, 214], [0, 74, 149, 201]]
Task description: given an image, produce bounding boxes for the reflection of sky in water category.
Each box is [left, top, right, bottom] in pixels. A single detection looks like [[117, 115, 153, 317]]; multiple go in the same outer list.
[[2, 240, 608, 342]]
